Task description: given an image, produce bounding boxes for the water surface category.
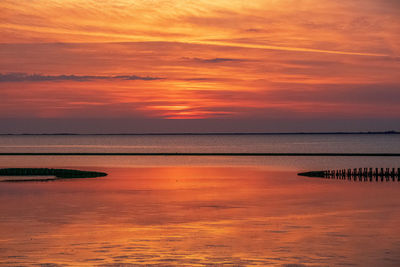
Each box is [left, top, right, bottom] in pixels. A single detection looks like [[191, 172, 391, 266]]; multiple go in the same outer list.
[[1, 134, 399, 153], [0, 135, 399, 266]]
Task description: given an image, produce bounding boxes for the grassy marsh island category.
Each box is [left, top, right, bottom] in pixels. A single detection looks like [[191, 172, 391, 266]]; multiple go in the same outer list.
[[0, 168, 107, 182]]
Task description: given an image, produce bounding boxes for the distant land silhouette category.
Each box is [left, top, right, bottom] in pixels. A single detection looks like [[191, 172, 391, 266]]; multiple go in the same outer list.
[[0, 131, 398, 136]]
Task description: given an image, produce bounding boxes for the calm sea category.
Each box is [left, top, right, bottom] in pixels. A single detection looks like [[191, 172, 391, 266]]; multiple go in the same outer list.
[[1, 134, 400, 153], [0, 134, 399, 266]]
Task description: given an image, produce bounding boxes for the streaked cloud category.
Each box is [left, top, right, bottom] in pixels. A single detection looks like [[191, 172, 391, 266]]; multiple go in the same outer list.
[[0, 73, 163, 82], [182, 57, 245, 63], [0, 0, 399, 126], [1, 0, 399, 56]]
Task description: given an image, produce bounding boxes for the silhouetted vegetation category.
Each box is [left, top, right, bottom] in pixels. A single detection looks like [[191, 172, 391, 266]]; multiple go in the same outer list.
[[0, 168, 107, 182], [298, 171, 326, 177]]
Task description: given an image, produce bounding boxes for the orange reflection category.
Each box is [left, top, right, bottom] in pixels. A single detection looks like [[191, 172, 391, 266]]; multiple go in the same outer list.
[[1, 166, 399, 265]]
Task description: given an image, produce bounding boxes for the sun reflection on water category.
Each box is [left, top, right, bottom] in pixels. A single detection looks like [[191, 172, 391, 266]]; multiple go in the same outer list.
[[0, 166, 399, 266]]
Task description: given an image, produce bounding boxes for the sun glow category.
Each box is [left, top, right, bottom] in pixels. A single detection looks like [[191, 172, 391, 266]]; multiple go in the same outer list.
[[0, 0, 399, 120]]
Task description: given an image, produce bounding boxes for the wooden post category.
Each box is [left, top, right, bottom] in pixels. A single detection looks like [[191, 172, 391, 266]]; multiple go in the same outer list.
[[398, 168, 400, 181]]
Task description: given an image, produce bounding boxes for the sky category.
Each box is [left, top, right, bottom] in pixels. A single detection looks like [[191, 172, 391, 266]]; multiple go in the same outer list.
[[1, 0, 399, 133]]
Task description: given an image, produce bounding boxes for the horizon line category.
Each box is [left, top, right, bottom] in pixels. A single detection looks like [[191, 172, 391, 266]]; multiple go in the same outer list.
[[0, 152, 399, 157], [0, 131, 399, 136]]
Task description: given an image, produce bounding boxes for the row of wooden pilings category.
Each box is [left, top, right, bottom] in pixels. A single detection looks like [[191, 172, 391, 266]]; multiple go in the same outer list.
[[324, 168, 400, 181], [325, 168, 400, 178]]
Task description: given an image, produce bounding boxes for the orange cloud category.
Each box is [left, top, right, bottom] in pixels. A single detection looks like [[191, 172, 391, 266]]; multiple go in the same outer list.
[[0, 1, 399, 120]]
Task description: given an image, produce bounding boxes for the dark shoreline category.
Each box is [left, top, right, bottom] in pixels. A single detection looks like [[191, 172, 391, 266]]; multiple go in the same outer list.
[[0, 131, 398, 136], [0, 168, 107, 182], [0, 152, 399, 156]]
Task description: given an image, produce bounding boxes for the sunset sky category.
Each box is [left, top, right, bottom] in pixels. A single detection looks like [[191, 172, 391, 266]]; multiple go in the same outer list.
[[1, 0, 399, 133]]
